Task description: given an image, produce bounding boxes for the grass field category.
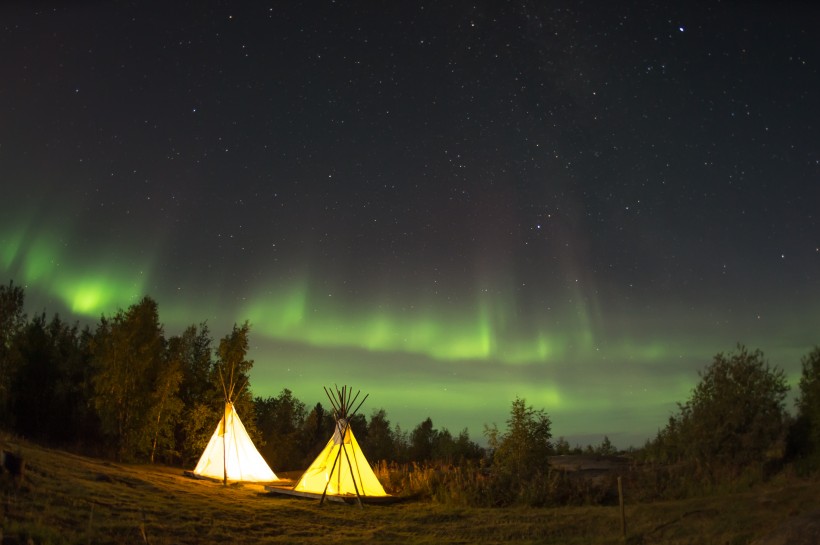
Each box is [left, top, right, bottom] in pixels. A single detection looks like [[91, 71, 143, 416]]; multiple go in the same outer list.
[[2, 436, 818, 544]]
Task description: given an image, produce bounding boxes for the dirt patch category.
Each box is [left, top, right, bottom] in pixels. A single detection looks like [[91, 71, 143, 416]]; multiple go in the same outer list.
[[750, 510, 820, 545]]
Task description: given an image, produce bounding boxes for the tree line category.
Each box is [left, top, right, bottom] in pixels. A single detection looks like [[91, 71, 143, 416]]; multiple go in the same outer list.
[[2, 279, 820, 504], [0, 281, 485, 469]]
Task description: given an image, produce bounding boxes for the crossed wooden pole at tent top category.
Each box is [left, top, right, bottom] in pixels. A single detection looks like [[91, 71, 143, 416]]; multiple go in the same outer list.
[[319, 385, 369, 508]]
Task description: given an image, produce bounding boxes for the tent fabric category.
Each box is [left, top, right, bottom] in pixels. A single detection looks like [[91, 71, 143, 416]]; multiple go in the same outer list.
[[193, 402, 277, 482], [294, 420, 387, 497]]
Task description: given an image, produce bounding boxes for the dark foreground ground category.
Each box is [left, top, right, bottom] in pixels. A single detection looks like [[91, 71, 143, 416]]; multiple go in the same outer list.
[[1, 436, 818, 545]]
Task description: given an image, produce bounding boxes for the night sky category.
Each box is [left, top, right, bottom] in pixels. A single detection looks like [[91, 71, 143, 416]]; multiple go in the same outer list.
[[2, 1, 818, 448]]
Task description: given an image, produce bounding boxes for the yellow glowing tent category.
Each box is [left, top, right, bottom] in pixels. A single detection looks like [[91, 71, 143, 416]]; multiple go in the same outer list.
[[293, 417, 386, 498], [193, 401, 277, 482], [289, 385, 389, 505]]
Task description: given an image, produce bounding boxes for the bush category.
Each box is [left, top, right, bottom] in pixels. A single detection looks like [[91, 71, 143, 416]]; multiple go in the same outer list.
[[646, 345, 789, 484], [376, 460, 620, 508], [485, 397, 552, 480], [790, 347, 820, 471]]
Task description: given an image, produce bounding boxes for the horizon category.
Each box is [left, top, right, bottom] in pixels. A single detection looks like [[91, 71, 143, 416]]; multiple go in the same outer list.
[[7, 280, 811, 450]]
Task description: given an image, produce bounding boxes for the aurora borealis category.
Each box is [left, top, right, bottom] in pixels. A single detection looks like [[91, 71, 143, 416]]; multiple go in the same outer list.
[[1, 1, 818, 448]]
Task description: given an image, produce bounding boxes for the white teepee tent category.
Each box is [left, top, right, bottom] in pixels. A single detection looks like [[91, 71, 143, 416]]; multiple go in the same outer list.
[[192, 355, 277, 483], [193, 401, 277, 482], [292, 386, 388, 504]]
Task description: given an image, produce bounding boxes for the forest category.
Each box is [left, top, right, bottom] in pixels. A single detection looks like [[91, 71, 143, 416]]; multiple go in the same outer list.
[[2, 279, 820, 507]]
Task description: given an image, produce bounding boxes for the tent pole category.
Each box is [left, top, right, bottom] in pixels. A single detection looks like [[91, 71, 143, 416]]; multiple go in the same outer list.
[[340, 442, 363, 508], [320, 440, 344, 506], [348, 389, 361, 413], [350, 393, 369, 419], [222, 403, 228, 486], [324, 386, 340, 414]]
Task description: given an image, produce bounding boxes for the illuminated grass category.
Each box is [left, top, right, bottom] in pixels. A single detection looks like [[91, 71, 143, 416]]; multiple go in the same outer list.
[[2, 434, 819, 544]]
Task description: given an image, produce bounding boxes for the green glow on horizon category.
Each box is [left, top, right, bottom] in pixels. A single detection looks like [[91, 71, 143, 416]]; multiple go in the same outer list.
[[68, 283, 106, 313], [6, 223, 816, 449], [54, 271, 147, 317], [241, 286, 586, 364], [476, 300, 492, 358], [531, 386, 563, 408], [277, 282, 309, 330], [244, 288, 487, 361], [611, 340, 683, 363], [22, 237, 58, 283], [501, 334, 566, 364], [362, 312, 402, 351], [630, 342, 668, 361], [5, 225, 816, 400], [1, 227, 148, 317], [1, 229, 24, 269], [3, 225, 731, 372], [237, 280, 715, 368], [55, 276, 142, 315]]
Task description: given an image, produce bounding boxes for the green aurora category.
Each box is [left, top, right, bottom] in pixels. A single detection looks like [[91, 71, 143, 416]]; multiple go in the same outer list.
[[3, 220, 815, 447]]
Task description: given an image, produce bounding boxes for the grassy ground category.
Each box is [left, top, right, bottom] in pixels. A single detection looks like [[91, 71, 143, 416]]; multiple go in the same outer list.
[[1, 436, 818, 544]]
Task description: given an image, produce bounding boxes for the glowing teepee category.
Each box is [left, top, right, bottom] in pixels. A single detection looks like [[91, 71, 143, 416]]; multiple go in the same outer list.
[[193, 401, 277, 482], [192, 357, 276, 483], [293, 385, 388, 504]]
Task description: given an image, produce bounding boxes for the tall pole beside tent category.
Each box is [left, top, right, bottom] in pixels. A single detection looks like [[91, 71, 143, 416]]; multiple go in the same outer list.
[[319, 437, 343, 506], [219, 367, 229, 487], [340, 432, 363, 507], [222, 403, 228, 486]]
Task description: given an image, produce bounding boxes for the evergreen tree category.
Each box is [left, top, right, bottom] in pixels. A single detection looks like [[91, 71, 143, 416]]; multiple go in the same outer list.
[[0, 280, 26, 426], [553, 436, 572, 455], [180, 402, 217, 467], [391, 424, 409, 463], [171, 323, 215, 465], [255, 389, 307, 471], [91, 297, 167, 461], [486, 397, 552, 478], [348, 412, 368, 442], [596, 436, 617, 455], [409, 417, 436, 462], [54, 321, 99, 448], [432, 427, 456, 463], [452, 428, 484, 462], [148, 339, 184, 464], [300, 402, 334, 466], [213, 322, 260, 441], [176, 323, 214, 407], [10, 313, 88, 443], [12, 313, 58, 439], [363, 408, 395, 463]]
